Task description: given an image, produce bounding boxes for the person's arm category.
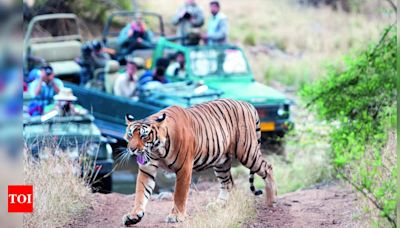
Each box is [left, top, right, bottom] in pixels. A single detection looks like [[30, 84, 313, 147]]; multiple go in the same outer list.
[[91, 52, 110, 68], [140, 31, 154, 48], [118, 24, 131, 45], [51, 79, 63, 94], [172, 6, 184, 25], [30, 79, 42, 97], [190, 6, 204, 27]]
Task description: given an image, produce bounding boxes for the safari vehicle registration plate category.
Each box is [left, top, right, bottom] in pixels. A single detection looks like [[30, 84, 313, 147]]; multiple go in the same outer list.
[[260, 122, 275, 131]]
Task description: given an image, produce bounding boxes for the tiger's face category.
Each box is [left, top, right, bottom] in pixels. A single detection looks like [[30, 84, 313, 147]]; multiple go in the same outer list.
[[124, 113, 167, 165]]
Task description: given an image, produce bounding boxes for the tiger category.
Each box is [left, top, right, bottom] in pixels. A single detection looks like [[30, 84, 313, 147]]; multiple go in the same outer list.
[[122, 98, 277, 226]]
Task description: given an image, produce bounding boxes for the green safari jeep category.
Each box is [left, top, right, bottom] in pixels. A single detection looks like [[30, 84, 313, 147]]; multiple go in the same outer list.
[[150, 37, 293, 138]]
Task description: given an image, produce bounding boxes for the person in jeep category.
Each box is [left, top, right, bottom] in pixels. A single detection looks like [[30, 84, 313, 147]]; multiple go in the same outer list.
[[45, 88, 87, 116], [166, 51, 186, 79], [202, 0, 228, 45], [91, 40, 111, 70], [28, 66, 64, 116], [113, 56, 144, 98], [76, 43, 93, 85], [172, 0, 204, 45], [118, 13, 154, 59]]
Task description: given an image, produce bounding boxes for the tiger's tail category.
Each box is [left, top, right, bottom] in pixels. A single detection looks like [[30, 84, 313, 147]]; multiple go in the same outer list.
[[249, 172, 263, 195]]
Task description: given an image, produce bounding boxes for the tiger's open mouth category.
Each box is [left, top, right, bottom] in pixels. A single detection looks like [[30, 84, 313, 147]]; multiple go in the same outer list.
[[128, 148, 149, 165], [136, 153, 148, 165]]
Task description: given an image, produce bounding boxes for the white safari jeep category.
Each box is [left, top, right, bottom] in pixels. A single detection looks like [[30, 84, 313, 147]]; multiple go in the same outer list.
[[24, 13, 82, 81]]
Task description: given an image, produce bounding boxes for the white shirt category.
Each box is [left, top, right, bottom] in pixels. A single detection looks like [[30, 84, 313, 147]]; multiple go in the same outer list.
[[113, 73, 137, 97]]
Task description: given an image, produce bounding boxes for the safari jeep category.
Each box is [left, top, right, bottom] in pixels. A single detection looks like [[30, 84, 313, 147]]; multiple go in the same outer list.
[[150, 37, 293, 139], [23, 109, 114, 193], [24, 13, 83, 82]]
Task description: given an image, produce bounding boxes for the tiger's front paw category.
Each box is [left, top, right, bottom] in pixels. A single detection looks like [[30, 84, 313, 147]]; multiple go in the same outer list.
[[122, 211, 144, 226], [166, 212, 186, 223]]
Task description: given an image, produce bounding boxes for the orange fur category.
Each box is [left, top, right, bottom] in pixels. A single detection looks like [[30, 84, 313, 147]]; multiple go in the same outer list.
[[122, 99, 276, 226]]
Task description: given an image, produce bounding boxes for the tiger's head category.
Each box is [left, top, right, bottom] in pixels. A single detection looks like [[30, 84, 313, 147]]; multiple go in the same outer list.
[[124, 113, 167, 166]]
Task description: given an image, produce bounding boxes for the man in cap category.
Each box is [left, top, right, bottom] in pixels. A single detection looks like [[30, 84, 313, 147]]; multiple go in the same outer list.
[[113, 56, 144, 98], [28, 66, 64, 116], [202, 1, 228, 45], [172, 0, 204, 45], [29, 66, 63, 105]]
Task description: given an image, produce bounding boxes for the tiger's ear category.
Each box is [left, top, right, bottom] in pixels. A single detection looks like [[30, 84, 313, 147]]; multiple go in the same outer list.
[[125, 114, 135, 124], [155, 113, 166, 123]]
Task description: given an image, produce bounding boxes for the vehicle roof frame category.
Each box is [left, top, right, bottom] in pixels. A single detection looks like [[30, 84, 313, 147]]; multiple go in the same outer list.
[[102, 10, 165, 42]]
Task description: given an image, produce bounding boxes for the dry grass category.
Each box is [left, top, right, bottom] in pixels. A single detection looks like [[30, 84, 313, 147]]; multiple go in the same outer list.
[[141, 0, 394, 88], [23, 148, 92, 228], [184, 187, 256, 228]]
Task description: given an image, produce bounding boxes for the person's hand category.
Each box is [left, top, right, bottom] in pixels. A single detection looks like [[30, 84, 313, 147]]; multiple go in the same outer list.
[[40, 71, 47, 81], [179, 10, 186, 20], [48, 74, 55, 84], [128, 29, 133, 37], [137, 37, 143, 43]]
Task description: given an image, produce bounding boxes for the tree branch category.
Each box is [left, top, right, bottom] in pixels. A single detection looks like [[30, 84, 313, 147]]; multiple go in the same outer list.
[[337, 169, 396, 227], [384, 0, 397, 12]]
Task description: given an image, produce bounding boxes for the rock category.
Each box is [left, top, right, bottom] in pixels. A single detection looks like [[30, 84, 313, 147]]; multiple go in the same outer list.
[[156, 192, 173, 201]]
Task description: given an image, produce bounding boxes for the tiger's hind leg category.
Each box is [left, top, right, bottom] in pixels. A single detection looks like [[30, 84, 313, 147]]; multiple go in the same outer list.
[[252, 157, 276, 206], [240, 147, 277, 207]]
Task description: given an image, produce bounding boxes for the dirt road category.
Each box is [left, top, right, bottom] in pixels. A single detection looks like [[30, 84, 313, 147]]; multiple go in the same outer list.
[[68, 182, 358, 228]]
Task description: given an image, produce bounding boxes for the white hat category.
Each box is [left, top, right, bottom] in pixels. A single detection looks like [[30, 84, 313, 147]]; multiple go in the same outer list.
[[54, 88, 77, 101]]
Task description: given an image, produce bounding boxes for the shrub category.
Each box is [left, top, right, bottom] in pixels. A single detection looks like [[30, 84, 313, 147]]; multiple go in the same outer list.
[[302, 26, 397, 226]]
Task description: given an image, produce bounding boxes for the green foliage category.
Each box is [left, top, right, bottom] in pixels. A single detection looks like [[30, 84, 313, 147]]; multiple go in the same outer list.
[[302, 26, 397, 226], [34, 0, 132, 23], [66, 0, 132, 23]]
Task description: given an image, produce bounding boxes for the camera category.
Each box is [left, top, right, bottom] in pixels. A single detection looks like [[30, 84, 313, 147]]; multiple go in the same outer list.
[[181, 11, 191, 20]]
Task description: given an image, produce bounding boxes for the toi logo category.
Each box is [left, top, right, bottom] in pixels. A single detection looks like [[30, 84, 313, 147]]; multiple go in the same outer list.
[[8, 185, 33, 213]]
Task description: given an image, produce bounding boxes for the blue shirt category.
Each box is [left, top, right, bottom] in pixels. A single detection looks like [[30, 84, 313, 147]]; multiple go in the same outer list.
[[27, 68, 41, 83], [207, 12, 228, 45], [28, 78, 64, 106]]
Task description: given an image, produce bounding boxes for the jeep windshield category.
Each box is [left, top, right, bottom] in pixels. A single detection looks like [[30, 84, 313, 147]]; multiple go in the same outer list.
[[189, 47, 250, 77]]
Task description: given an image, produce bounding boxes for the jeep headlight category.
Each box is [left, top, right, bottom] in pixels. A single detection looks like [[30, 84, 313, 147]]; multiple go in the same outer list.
[[277, 105, 285, 116], [277, 104, 290, 117]]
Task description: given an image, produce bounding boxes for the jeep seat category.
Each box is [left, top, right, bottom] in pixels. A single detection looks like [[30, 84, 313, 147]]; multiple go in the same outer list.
[[30, 40, 81, 77]]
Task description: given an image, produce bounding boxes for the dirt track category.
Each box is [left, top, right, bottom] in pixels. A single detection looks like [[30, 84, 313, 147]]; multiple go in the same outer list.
[[68, 182, 358, 228]]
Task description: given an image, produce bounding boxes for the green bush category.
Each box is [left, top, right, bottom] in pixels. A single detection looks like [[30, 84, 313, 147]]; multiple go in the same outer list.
[[302, 26, 397, 226], [33, 0, 132, 23]]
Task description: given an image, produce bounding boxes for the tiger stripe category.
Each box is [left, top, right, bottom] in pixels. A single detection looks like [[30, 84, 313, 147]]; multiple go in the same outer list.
[[123, 98, 277, 226]]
